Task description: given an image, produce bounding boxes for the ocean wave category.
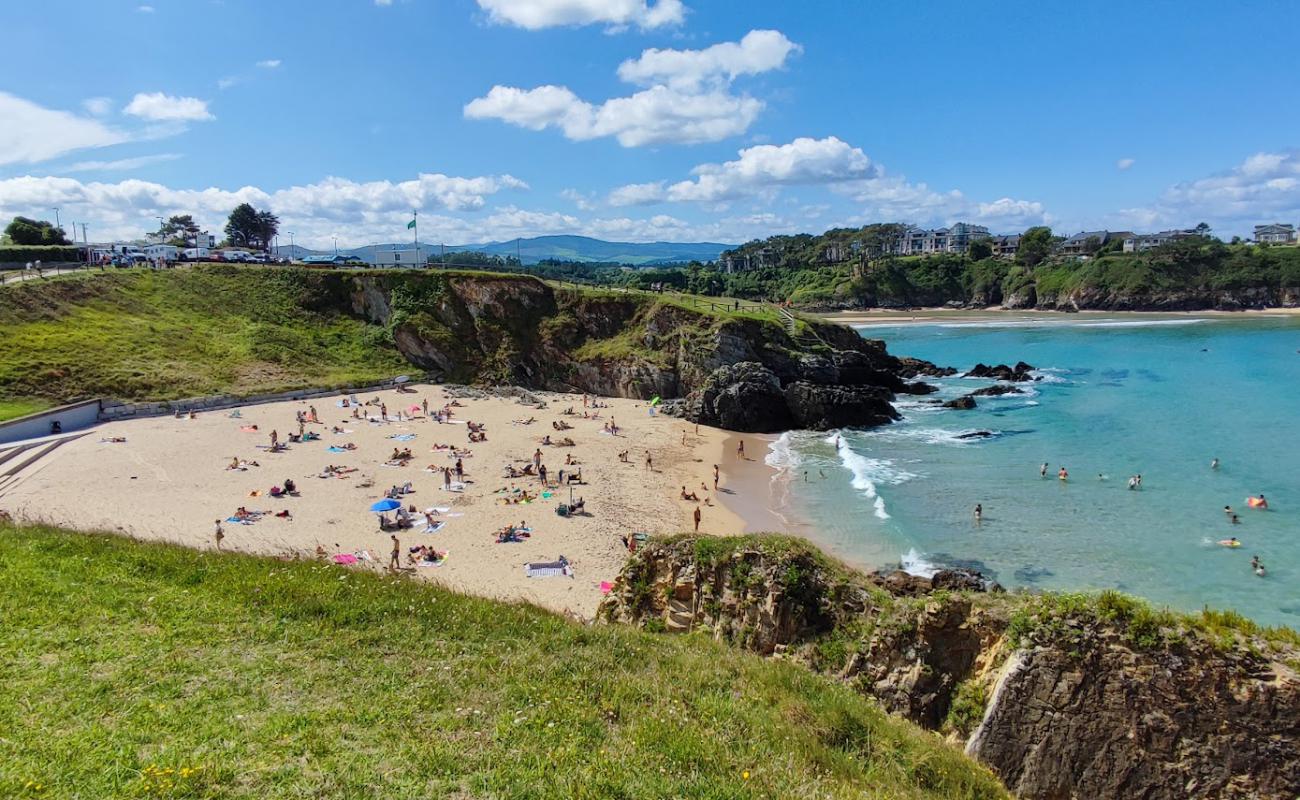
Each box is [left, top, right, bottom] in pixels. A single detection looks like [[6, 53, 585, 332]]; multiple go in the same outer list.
[[901, 548, 940, 578], [826, 433, 916, 519], [1075, 318, 1209, 328], [764, 431, 801, 472], [864, 427, 1001, 446], [1030, 370, 1069, 385]]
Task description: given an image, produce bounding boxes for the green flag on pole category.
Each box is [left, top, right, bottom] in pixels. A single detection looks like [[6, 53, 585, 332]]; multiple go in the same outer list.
[[407, 218, 416, 230]]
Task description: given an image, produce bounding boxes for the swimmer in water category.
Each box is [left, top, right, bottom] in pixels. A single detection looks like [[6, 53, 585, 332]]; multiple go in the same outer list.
[[974, 503, 983, 523], [1218, 537, 1240, 547], [1231, 513, 1241, 524], [1224, 505, 1233, 516], [1251, 556, 1266, 577], [1210, 458, 1219, 470], [1040, 463, 1048, 478], [1128, 476, 1138, 491], [1058, 466, 1068, 481]]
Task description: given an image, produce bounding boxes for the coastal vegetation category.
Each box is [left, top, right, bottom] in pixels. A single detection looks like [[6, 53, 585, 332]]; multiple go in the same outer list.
[[507, 230, 1300, 310], [601, 534, 1300, 799], [0, 265, 813, 412], [0, 522, 1009, 799]]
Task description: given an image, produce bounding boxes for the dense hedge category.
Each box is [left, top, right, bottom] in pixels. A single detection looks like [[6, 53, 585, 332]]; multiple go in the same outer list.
[[0, 246, 84, 264]]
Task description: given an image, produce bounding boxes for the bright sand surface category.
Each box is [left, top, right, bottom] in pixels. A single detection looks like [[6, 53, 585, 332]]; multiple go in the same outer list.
[[3, 386, 746, 618]]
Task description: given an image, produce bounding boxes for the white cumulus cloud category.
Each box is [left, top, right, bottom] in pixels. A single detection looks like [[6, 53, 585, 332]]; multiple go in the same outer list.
[[466, 84, 761, 147], [610, 136, 874, 205], [0, 92, 128, 167], [137, 4, 154, 12], [1111, 150, 1300, 235], [465, 29, 793, 147], [617, 29, 800, 90], [1116, 157, 1135, 171], [123, 93, 214, 122], [476, 0, 684, 30], [0, 172, 529, 248], [256, 59, 282, 69]]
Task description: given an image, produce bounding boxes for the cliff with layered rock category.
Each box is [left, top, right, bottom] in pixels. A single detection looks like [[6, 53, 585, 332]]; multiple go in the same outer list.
[[600, 535, 1300, 800], [0, 266, 938, 431], [344, 269, 936, 431]]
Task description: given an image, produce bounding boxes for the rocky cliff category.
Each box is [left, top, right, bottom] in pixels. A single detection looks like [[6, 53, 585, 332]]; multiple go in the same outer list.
[[345, 271, 937, 432], [600, 535, 1300, 800]]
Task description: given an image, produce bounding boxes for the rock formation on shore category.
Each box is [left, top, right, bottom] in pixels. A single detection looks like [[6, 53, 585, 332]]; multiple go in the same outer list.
[[600, 535, 1300, 800], [347, 271, 946, 432]]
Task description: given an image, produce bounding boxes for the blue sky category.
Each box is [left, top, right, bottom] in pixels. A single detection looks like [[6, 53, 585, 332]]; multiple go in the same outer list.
[[1, 0, 1297, 248]]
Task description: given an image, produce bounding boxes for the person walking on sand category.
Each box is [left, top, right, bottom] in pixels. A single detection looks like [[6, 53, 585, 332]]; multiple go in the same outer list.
[[270, 429, 278, 448], [422, 398, 429, 417], [737, 440, 745, 459], [214, 519, 224, 549], [455, 458, 464, 481], [380, 403, 388, 421], [713, 464, 719, 490], [693, 505, 702, 532], [443, 467, 452, 491], [645, 451, 653, 471], [389, 534, 401, 570]]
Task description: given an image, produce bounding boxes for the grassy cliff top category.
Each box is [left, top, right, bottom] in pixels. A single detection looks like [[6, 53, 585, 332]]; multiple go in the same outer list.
[[0, 523, 1007, 799], [0, 265, 835, 420]]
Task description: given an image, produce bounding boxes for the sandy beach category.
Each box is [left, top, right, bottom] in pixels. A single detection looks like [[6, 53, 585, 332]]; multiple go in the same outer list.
[[1, 386, 748, 618], [821, 306, 1300, 327]]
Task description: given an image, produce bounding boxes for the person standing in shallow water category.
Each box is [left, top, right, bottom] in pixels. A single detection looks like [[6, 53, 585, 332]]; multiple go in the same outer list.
[[974, 504, 982, 523], [1040, 463, 1048, 478]]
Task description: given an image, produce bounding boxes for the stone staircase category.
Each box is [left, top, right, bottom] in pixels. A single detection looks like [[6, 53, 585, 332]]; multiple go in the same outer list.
[[778, 307, 827, 351], [0, 434, 83, 499]]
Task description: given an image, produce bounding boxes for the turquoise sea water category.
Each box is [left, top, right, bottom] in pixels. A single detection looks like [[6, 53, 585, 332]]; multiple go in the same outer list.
[[771, 314, 1300, 627]]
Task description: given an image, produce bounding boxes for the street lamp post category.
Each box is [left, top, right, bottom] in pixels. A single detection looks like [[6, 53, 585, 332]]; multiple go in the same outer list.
[[287, 232, 295, 261], [333, 236, 338, 257], [52, 207, 60, 230]]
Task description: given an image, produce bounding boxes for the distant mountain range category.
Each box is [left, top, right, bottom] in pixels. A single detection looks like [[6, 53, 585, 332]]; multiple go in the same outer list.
[[275, 235, 734, 266]]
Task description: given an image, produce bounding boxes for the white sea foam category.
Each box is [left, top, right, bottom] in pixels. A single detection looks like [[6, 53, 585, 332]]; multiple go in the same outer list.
[[825, 433, 916, 519], [901, 548, 939, 578], [854, 317, 1215, 331], [1030, 370, 1069, 384], [865, 427, 999, 446], [765, 431, 800, 472]]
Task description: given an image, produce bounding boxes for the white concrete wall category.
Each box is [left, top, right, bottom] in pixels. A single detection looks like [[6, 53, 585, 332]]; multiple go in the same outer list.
[[0, 400, 102, 444]]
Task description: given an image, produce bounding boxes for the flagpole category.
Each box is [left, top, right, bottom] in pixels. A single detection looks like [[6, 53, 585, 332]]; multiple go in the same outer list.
[[413, 209, 418, 267]]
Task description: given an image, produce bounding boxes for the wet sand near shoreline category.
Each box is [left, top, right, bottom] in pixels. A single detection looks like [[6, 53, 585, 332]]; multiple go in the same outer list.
[[2, 386, 746, 619]]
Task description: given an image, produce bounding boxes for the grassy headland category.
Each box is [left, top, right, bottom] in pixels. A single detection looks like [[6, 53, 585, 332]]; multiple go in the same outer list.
[[0, 265, 828, 413], [0, 267, 410, 405], [0, 523, 1007, 799]]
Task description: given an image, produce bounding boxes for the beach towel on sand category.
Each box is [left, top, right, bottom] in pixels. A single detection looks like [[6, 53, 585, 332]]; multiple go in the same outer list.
[[327, 446, 349, 453], [387, 433, 418, 442], [422, 521, 446, 534], [525, 557, 572, 578], [332, 553, 358, 565]]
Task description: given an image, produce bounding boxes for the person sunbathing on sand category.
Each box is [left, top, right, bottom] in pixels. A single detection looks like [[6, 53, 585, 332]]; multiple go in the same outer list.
[[680, 486, 699, 501]]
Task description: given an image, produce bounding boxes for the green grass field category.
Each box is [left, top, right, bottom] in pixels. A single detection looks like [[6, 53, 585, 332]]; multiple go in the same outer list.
[[0, 523, 1007, 799], [0, 398, 50, 423], [0, 267, 410, 405]]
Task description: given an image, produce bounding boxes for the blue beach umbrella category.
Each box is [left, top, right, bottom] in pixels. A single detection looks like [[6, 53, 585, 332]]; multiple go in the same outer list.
[[370, 499, 401, 513]]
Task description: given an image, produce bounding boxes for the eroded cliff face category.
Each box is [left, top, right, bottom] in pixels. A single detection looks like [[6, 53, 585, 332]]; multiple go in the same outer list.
[[342, 272, 934, 431], [599, 536, 1300, 800]]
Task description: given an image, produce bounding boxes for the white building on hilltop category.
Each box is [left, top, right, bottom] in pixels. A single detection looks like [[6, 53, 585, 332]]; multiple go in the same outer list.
[[372, 247, 426, 268]]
